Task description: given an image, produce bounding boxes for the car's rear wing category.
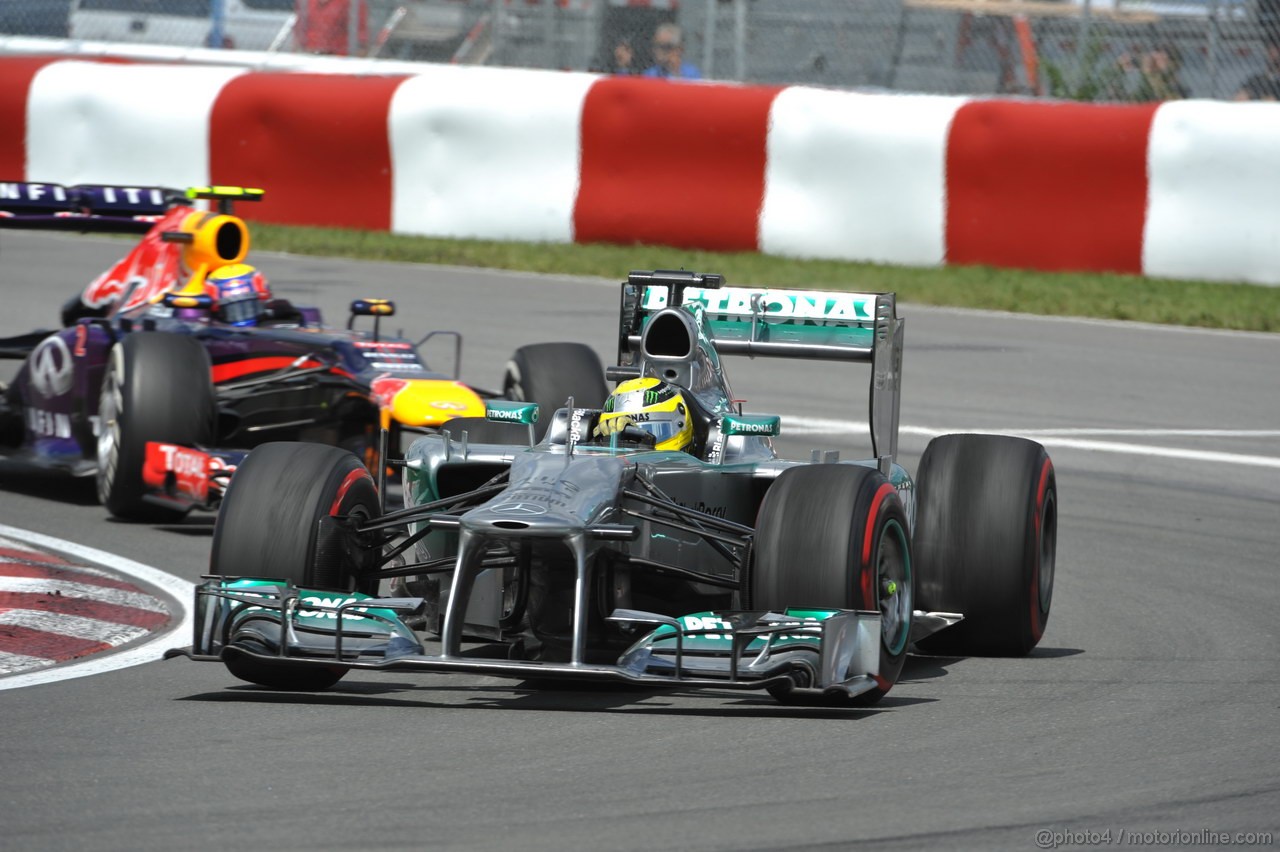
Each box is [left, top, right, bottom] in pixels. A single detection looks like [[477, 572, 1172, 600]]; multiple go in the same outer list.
[[0, 181, 184, 233], [614, 269, 904, 466]]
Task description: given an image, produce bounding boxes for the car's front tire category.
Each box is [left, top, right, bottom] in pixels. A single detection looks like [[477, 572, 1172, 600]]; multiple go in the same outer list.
[[751, 464, 913, 705], [211, 442, 384, 690]]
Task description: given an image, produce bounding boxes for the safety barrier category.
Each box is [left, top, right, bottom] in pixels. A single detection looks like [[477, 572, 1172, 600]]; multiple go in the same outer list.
[[1, 48, 1277, 285]]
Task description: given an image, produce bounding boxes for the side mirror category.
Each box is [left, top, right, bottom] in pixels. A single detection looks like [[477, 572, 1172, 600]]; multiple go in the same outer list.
[[485, 401, 539, 425], [348, 299, 396, 340], [350, 299, 395, 317], [161, 292, 213, 310], [485, 400, 540, 446]]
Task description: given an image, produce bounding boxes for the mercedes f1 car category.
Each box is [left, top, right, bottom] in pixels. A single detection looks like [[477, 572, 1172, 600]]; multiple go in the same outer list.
[[170, 269, 1058, 706], [0, 181, 606, 521]]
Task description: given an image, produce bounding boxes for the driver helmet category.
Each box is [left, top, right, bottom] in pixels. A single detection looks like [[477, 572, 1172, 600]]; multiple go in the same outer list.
[[598, 376, 695, 453], [205, 264, 270, 327]]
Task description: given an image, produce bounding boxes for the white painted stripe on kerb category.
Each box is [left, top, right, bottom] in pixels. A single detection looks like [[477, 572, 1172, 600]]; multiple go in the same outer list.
[[784, 417, 1280, 469], [25, 60, 245, 187], [0, 577, 166, 612], [389, 65, 596, 242], [0, 610, 151, 646], [0, 539, 145, 582], [0, 651, 49, 673], [0, 524, 193, 692], [760, 88, 966, 267]]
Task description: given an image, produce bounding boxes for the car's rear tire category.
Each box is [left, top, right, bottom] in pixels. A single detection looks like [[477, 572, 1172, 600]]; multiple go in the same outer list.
[[211, 442, 384, 690], [751, 464, 913, 705], [913, 434, 1057, 657], [96, 332, 215, 521], [503, 343, 607, 440]]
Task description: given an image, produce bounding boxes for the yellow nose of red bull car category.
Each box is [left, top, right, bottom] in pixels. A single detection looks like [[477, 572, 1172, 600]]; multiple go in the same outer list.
[[372, 377, 485, 428]]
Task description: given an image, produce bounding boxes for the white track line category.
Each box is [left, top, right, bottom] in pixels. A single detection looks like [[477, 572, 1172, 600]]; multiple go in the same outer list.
[[784, 417, 1280, 469], [0, 524, 193, 692]]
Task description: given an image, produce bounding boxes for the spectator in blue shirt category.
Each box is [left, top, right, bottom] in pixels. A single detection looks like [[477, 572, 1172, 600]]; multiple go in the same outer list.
[[644, 24, 701, 80]]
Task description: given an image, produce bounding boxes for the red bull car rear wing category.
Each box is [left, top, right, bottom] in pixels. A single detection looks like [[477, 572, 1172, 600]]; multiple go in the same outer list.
[[0, 181, 181, 232], [0, 182, 263, 232]]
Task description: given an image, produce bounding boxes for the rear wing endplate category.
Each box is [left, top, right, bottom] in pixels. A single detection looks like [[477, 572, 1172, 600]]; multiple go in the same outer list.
[[616, 269, 903, 465]]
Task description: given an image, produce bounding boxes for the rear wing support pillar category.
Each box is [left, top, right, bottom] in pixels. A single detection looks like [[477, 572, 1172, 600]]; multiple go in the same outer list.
[[870, 294, 904, 467]]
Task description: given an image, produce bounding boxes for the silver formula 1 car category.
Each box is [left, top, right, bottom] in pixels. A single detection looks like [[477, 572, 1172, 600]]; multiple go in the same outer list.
[[170, 270, 1058, 707]]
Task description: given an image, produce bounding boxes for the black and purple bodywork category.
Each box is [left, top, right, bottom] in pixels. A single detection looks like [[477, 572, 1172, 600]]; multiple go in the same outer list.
[[0, 181, 494, 519]]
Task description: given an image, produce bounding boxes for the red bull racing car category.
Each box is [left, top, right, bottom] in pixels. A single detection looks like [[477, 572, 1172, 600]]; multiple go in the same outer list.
[[0, 181, 606, 521]]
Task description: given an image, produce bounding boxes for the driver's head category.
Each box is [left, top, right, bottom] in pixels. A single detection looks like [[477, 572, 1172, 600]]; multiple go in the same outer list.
[[205, 264, 270, 327], [598, 376, 694, 453]]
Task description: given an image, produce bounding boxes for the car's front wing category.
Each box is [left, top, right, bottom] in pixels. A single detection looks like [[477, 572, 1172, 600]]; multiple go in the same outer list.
[[168, 578, 889, 700]]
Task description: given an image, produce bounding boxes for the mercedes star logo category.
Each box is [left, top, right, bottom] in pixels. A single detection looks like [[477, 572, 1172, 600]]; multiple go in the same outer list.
[[491, 502, 548, 516]]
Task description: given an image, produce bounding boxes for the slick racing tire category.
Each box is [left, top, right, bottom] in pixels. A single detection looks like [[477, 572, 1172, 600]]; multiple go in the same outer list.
[[503, 343, 607, 440], [913, 434, 1057, 657], [751, 464, 913, 706], [212, 442, 382, 593], [96, 332, 215, 522], [211, 442, 384, 690]]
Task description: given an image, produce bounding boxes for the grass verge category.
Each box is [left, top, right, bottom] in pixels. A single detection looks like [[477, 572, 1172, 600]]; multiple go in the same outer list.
[[251, 223, 1280, 333]]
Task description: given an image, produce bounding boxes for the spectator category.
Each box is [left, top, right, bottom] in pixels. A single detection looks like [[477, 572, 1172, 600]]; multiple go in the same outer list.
[[1124, 45, 1189, 101], [297, 0, 368, 56], [1234, 37, 1280, 100], [601, 36, 637, 75], [643, 23, 701, 80]]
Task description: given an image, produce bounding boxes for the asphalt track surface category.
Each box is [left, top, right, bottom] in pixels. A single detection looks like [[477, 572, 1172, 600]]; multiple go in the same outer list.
[[1, 230, 1277, 851]]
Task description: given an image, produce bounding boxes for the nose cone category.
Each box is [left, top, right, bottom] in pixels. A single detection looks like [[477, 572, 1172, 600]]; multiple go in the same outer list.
[[459, 452, 630, 538], [463, 500, 584, 537], [373, 378, 485, 427]]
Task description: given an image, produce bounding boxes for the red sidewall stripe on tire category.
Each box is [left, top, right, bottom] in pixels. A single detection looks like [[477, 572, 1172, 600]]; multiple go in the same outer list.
[[861, 482, 896, 606], [1028, 457, 1054, 639], [330, 467, 373, 516]]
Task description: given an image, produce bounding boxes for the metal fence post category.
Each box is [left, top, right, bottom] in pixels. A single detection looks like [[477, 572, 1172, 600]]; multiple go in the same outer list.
[[492, 0, 506, 65], [733, 0, 747, 81], [348, 0, 358, 56], [1207, 0, 1222, 98], [1074, 0, 1093, 92], [544, 0, 557, 69], [703, 0, 717, 79]]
